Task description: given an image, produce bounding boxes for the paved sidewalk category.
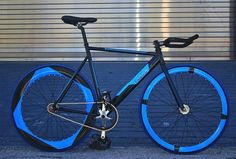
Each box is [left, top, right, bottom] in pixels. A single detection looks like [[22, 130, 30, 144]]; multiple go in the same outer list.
[[0, 146, 236, 159]]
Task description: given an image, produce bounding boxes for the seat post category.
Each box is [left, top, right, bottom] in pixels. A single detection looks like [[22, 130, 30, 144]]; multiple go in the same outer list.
[[78, 24, 89, 50], [78, 24, 102, 99]]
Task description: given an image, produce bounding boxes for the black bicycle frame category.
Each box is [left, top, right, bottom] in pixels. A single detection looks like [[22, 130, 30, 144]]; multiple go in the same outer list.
[[54, 25, 184, 110]]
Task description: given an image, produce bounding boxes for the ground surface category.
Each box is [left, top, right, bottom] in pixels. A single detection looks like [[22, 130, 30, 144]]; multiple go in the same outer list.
[[0, 146, 236, 159]]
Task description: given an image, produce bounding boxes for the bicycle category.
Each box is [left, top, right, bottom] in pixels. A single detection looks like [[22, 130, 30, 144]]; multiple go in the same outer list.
[[11, 15, 228, 154]]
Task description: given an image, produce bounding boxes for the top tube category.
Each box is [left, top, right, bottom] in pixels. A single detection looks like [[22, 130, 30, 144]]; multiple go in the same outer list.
[[89, 46, 155, 56]]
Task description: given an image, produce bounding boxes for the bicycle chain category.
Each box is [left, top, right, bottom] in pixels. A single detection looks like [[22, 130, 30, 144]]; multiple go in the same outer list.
[[47, 101, 119, 132]]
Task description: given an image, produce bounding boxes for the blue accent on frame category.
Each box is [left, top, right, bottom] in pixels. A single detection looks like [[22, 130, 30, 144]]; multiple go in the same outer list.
[[13, 66, 94, 149], [116, 64, 150, 96], [104, 48, 148, 54], [141, 66, 228, 153]]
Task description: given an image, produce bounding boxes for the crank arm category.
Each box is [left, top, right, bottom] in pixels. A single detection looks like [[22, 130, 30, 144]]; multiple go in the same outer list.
[[101, 131, 106, 139]]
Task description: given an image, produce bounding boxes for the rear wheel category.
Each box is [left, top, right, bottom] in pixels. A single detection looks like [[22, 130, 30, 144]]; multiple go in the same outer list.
[[141, 66, 228, 153], [12, 65, 95, 151]]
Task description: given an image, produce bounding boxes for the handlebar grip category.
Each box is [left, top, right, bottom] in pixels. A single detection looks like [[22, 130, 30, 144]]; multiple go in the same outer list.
[[189, 34, 199, 42]]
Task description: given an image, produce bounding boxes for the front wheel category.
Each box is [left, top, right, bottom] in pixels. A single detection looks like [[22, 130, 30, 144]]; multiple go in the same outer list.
[[12, 65, 95, 151], [141, 66, 228, 153]]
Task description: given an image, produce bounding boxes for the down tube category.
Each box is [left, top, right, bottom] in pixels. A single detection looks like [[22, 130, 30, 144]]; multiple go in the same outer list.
[[111, 56, 160, 107]]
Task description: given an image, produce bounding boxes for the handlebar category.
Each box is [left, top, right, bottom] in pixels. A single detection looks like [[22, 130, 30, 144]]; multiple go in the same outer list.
[[155, 34, 199, 48]]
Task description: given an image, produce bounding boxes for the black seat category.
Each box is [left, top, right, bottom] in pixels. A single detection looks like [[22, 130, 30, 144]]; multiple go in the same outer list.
[[61, 15, 97, 26]]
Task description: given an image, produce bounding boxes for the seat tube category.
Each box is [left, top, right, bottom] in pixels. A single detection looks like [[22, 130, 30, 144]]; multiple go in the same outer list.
[[80, 26, 101, 99], [158, 50, 185, 110]]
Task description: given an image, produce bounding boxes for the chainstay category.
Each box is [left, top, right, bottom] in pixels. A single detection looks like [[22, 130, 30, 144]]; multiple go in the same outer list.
[[47, 101, 119, 132], [57, 101, 103, 106]]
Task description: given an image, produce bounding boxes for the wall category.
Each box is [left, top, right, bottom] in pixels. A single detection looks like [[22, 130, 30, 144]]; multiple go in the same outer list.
[[0, 61, 235, 148]]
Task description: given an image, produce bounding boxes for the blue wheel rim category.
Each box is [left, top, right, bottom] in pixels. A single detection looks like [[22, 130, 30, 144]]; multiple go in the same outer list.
[[13, 67, 94, 150], [141, 66, 228, 153]]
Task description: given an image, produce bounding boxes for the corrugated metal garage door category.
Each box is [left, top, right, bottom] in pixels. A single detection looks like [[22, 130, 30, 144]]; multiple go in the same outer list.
[[0, 0, 231, 61]]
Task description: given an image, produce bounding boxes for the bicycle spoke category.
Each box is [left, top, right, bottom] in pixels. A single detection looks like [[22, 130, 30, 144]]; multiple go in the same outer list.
[[12, 66, 95, 150], [143, 67, 227, 152]]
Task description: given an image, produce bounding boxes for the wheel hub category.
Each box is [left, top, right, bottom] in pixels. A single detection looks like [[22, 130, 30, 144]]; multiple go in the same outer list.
[[179, 104, 190, 115], [47, 103, 57, 113]]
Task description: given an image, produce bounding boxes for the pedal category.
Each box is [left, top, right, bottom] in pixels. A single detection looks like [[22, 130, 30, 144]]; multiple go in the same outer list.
[[88, 134, 111, 150]]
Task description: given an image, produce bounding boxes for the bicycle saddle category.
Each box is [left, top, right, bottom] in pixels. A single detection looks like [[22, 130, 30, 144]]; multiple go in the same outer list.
[[61, 15, 97, 26]]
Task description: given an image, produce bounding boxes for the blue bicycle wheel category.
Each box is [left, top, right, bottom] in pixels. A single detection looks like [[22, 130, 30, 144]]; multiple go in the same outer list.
[[12, 65, 95, 151], [141, 66, 228, 153]]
